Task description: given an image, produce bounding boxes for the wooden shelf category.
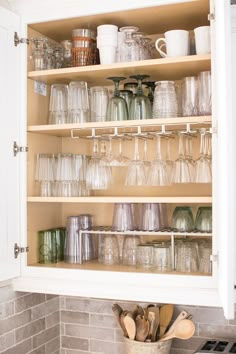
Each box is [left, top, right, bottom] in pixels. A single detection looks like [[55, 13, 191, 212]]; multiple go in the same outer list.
[[29, 261, 210, 276], [27, 116, 212, 137], [27, 55, 211, 86], [27, 196, 212, 203]]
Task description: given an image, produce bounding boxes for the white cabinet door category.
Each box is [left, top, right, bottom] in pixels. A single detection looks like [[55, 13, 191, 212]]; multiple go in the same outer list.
[[231, 5, 236, 303], [0, 7, 21, 281], [212, 0, 235, 318]]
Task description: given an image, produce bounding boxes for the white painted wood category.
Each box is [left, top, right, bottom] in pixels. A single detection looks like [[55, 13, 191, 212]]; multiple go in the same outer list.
[[14, 275, 221, 307], [211, 0, 235, 318], [231, 6, 236, 299], [0, 6, 21, 281]]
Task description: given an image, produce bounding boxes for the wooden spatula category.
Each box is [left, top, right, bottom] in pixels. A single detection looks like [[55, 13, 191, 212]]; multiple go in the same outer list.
[[163, 310, 189, 338], [123, 314, 136, 340], [135, 315, 150, 342], [159, 304, 174, 337]]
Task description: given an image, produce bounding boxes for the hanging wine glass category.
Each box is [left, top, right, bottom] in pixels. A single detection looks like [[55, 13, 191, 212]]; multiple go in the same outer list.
[[106, 77, 129, 122], [172, 133, 191, 183], [195, 129, 212, 183], [125, 136, 146, 186], [129, 74, 152, 120], [147, 135, 169, 186]]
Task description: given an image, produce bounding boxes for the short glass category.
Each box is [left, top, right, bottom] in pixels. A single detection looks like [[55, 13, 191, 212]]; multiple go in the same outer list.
[[171, 206, 194, 232], [153, 243, 171, 271], [136, 245, 154, 269], [195, 207, 212, 232], [122, 235, 141, 266]]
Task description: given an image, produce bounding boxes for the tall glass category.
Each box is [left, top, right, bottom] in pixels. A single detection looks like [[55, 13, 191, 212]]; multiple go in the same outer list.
[[106, 77, 128, 121], [198, 71, 212, 115], [182, 76, 198, 116], [90, 87, 109, 122], [48, 84, 69, 124], [68, 81, 90, 123]]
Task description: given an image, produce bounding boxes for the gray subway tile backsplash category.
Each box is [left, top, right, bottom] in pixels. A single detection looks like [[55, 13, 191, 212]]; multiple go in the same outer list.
[[0, 285, 236, 354]]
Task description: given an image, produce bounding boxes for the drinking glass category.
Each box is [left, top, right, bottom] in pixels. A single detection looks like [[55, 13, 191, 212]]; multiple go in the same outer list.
[[119, 90, 133, 114], [112, 203, 135, 231], [68, 81, 90, 123], [119, 26, 139, 62], [195, 206, 212, 232], [175, 240, 198, 272], [111, 138, 130, 167], [129, 75, 152, 120], [79, 214, 97, 261], [136, 245, 154, 269], [198, 71, 212, 115], [38, 230, 57, 264], [98, 234, 120, 265], [61, 40, 72, 67], [182, 76, 198, 116], [53, 46, 64, 69], [48, 84, 69, 124], [152, 81, 178, 118], [86, 139, 112, 190], [185, 136, 195, 183], [72, 154, 90, 196], [124, 82, 138, 95], [35, 153, 55, 197], [153, 243, 171, 271], [142, 139, 151, 175], [64, 216, 81, 263], [172, 134, 191, 183], [159, 203, 169, 230], [30, 37, 48, 70], [55, 227, 66, 262], [144, 81, 155, 106], [165, 139, 174, 184], [195, 130, 212, 183], [139, 203, 161, 231], [90, 87, 109, 122], [125, 136, 147, 186], [147, 135, 169, 186], [54, 153, 74, 197], [171, 206, 194, 232], [122, 235, 141, 265], [198, 240, 212, 273], [106, 77, 128, 121]]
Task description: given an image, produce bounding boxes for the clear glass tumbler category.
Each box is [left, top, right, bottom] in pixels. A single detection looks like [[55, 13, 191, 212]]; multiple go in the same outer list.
[[198, 71, 212, 115], [48, 84, 69, 124], [68, 81, 90, 123], [152, 81, 178, 118], [90, 86, 109, 122], [182, 76, 198, 116], [122, 235, 141, 265]]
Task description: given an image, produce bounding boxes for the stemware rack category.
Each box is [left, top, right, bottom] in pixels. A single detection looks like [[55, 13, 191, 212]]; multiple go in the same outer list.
[[78, 228, 212, 267]]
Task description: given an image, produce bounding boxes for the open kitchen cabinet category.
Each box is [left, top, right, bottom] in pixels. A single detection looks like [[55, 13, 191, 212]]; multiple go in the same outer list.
[[1, 0, 234, 318]]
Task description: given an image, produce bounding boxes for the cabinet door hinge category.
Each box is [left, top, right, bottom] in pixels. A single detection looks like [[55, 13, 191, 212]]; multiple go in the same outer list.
[[208, 13, 215, 21], [14, 32, 29, 47], [13, 141, 28, 156], [14, 243, 29, 259]]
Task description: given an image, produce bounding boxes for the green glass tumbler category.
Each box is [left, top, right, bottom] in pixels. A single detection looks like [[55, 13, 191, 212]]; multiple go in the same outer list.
[[38, 230, 57, 264], [171, 206, 194, 232], [55, 227, 66, 261], [195, 206, 212, 232]]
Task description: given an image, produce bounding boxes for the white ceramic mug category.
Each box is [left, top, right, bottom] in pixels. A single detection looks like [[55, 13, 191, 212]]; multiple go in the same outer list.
[[194, 26, 211, 55], [155, 30, 189, 58]]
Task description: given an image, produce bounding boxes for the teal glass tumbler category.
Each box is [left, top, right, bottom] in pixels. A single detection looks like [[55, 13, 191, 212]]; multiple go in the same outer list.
[[171, 206, 194, 232]]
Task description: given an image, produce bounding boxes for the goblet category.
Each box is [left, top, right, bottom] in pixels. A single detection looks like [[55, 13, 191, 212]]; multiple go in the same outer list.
[[129, 74, 152, 120], [106, 77, 128, 121]]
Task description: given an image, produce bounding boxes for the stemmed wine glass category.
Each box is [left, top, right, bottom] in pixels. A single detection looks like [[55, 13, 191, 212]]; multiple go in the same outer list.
[[125, 136, 146, 186], [86, 138, 112, 189], [185, 135, 195, 182], [172, 133, 191, 183], [165, 138, 174, 184], [106, 77, 128, 121], [129, 74, 152, 120], [147, 135, 169, 186], [195, 129, 212, 183]]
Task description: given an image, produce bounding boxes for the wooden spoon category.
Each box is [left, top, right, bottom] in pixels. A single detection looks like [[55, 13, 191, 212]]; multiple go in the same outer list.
[[146, 306, 160, 342], [123, 314, 136, 340], [112, 304, 126, 336], [120, 310, 129, 337], [159, 304, 174, 337], [146, 311, 155, 341], [135, 315, 150, 342], [163, 310, 189, 337], [158, 319, 195, 342]]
